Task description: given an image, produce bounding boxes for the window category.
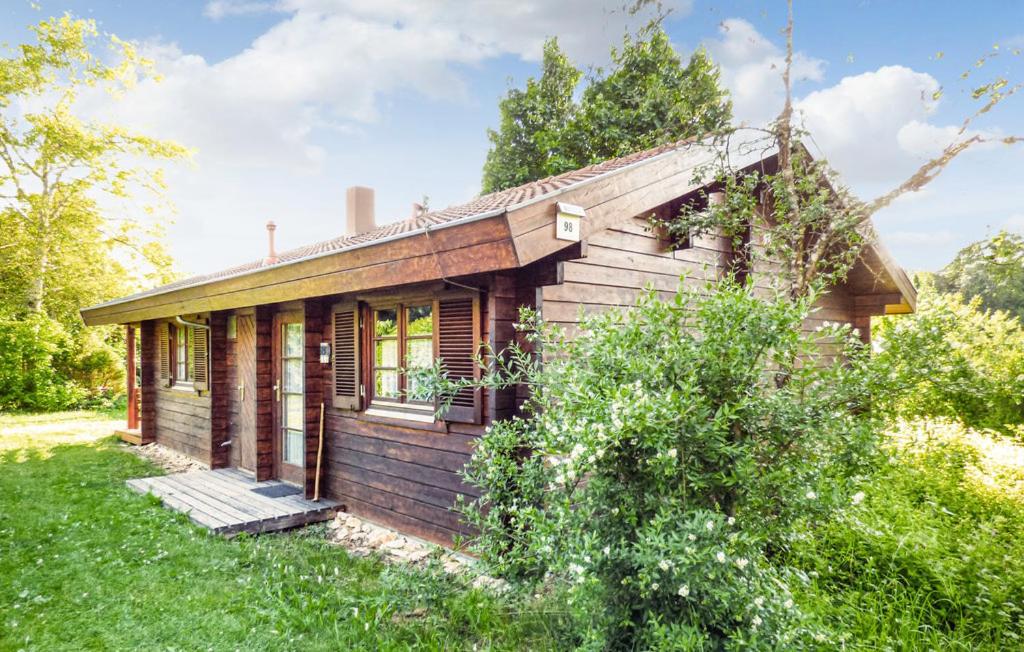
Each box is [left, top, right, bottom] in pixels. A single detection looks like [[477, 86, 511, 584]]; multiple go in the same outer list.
[[173, 325, 195, 385], [372, 302, 434, 408]]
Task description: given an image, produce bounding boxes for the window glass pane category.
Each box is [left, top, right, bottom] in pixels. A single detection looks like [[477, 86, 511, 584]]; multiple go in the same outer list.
[[406, 338, 433, 369], [226, 315, 237, 340], [375, 339, 398, 367], [406, 371, 433, 403], [283, 323, 304, 358], [406, 304, 433, 336], [284, 429, 303, 465], [284, 393, 304, 429], [187, 328, 195, 381], [375, 369, 399, 399], [375, 309, 398, 337], [283, 357, 303, 392]]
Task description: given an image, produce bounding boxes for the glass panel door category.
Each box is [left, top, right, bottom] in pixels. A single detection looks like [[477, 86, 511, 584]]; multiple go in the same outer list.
[[281, 322, 304, 466]]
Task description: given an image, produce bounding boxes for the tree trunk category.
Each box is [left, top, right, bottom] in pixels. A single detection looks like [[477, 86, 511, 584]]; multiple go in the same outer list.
[[26, 250, 47, 314]]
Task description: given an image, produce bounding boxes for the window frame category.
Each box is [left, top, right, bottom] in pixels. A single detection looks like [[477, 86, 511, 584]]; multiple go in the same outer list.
[[368, 297, 438, 413], [170, 324, 195, 389]]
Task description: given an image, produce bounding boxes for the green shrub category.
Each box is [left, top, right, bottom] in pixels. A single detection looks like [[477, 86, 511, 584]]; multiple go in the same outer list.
[[874, 279, 1024, 432], [436, 281, 883, 649], [0, 313, 123, 412]]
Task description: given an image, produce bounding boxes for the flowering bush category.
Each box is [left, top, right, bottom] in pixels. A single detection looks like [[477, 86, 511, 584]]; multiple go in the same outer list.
[[443, 281, 883, 649]]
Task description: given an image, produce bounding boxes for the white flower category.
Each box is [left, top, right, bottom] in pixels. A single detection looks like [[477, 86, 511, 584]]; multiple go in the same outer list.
[[753, 596, 764, 607], [658, 560, 672, 571], [716, 551, 726, 563], [727, 517, 735, 526], [784, 599, 794, 609], [602, 546, 611, 556], [706, 520, 715, 531], [752, 615, 762, 627], [568, 563, 585, 575], [587, 455, 596, 464], [805, 490, 817, 500], [851, 491, 865, 505], [687, 534, 696, 541], [736, 558, 749, 570], [667, 448, 677, 459], [677, 585, 690, 597], [650, 582, 659, 591]]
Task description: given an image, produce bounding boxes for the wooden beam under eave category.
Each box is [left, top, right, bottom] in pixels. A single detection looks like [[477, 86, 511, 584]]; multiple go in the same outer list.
[[81, 215, 517, 326], [507, 147, 720, 268], [884, 301, 914, 315]]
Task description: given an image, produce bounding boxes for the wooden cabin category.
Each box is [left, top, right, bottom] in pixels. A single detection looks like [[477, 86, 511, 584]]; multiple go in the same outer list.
[[81, 141, 917, 546]]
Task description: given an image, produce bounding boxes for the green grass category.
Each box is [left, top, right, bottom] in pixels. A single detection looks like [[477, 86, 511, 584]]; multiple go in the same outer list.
[[0, 413, 565, 651], [787, 419, 1024, 650], [4, 413, 1023, 650]]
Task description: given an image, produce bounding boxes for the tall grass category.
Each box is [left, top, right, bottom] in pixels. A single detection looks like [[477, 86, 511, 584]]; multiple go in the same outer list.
[[787, 419, 1024, 650]]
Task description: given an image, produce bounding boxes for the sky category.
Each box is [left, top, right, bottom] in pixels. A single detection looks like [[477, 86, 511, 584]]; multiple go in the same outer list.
[[2, 0, 1022, 277]]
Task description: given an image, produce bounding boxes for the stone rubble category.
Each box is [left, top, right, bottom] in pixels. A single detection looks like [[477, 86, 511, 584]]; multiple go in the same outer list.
[[123, 442, 208, 474], [325, 512, 508, 592]]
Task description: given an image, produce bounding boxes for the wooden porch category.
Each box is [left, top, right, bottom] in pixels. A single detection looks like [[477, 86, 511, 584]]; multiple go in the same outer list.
[[127, 468, 339, 535]]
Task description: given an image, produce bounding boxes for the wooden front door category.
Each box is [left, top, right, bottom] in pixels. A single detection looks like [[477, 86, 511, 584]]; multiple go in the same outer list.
[[274, 311, 305, 486], [229, 314, 257, 472]]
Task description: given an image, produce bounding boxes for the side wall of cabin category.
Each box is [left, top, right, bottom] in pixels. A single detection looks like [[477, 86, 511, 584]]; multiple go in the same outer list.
[[317, 273, 521, 546], [140, 317, 213, 465], [535, 212, 859, 343]]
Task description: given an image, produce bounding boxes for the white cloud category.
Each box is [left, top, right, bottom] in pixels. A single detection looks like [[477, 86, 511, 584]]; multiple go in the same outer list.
[[705, 18, 826, 127], [78, 0, 690, 274]]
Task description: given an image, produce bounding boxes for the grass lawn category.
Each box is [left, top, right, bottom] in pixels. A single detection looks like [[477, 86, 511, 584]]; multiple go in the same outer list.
[[0, 412, 560, 651]]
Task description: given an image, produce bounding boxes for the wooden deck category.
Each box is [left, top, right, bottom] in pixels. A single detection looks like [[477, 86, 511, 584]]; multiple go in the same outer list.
[[127, 468, 339, 535]]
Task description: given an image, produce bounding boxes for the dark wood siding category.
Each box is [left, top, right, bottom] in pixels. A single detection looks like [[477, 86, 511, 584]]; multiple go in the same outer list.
[[314, 275, 520, 545], [153, 388, 211, 463], [535, 214, 858, 346]]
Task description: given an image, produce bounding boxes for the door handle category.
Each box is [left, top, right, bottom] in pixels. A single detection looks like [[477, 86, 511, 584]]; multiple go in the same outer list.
[[274, 381, 281, 401], [238, 381, 245, 402]]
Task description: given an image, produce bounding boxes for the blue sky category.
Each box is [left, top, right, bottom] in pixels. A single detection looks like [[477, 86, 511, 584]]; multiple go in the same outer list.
[[2, 0, 1022, 276]]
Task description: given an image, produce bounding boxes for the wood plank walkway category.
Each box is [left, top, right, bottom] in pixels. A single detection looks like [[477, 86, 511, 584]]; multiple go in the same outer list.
[[127, 468, 339, 535]]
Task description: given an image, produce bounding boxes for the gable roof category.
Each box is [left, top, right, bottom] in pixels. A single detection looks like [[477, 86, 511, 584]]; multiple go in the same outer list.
[[92, 140, 692, 309], [80, 137, 916, 326]]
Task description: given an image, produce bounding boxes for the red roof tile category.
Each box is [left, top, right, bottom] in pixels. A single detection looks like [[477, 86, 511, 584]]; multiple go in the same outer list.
[[92, 139, 692, 308]]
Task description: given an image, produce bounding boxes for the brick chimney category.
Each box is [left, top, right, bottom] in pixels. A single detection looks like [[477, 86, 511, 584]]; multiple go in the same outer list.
[[263, 221, 278, 265], [346, 186, 375, 235]]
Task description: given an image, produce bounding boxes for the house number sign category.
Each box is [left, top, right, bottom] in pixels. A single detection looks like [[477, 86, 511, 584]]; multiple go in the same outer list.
[[555, 202, 585, 242]]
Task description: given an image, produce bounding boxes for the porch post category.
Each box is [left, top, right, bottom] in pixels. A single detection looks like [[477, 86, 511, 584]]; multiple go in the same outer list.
[[139, 320, 158, 444], [126, 325, 139, 430]]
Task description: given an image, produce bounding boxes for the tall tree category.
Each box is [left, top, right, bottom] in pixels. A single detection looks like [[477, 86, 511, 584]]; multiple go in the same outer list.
[[936, 230, 1024, 320], [0, 14, 187, 410], [481, 27, 732, 193], [0, 14, 187, 321], [567, 32, 732, 165], [481, 39, 581, 194]]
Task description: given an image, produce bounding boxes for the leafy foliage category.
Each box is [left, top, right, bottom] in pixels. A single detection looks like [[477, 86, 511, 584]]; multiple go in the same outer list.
[[874, 277, 1024, 432], [0, 15, 187, 410], [657, 149, 869, 299], [481, 28, 732, 193], [936, 230, 1024, 320], [436, 282, 881, 649], [481, 39, 581, 194]]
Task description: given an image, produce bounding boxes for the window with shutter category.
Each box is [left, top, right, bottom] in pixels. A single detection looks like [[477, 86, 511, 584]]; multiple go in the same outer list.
[[158, 322, 171, 386], [193, 327, 209, 391], [332, 302, 361, 410], [437, 295, 482, 424]]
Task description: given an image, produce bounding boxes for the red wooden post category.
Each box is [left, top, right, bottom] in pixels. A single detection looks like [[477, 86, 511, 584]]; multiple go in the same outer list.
[[126, 325, 139, 430]]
